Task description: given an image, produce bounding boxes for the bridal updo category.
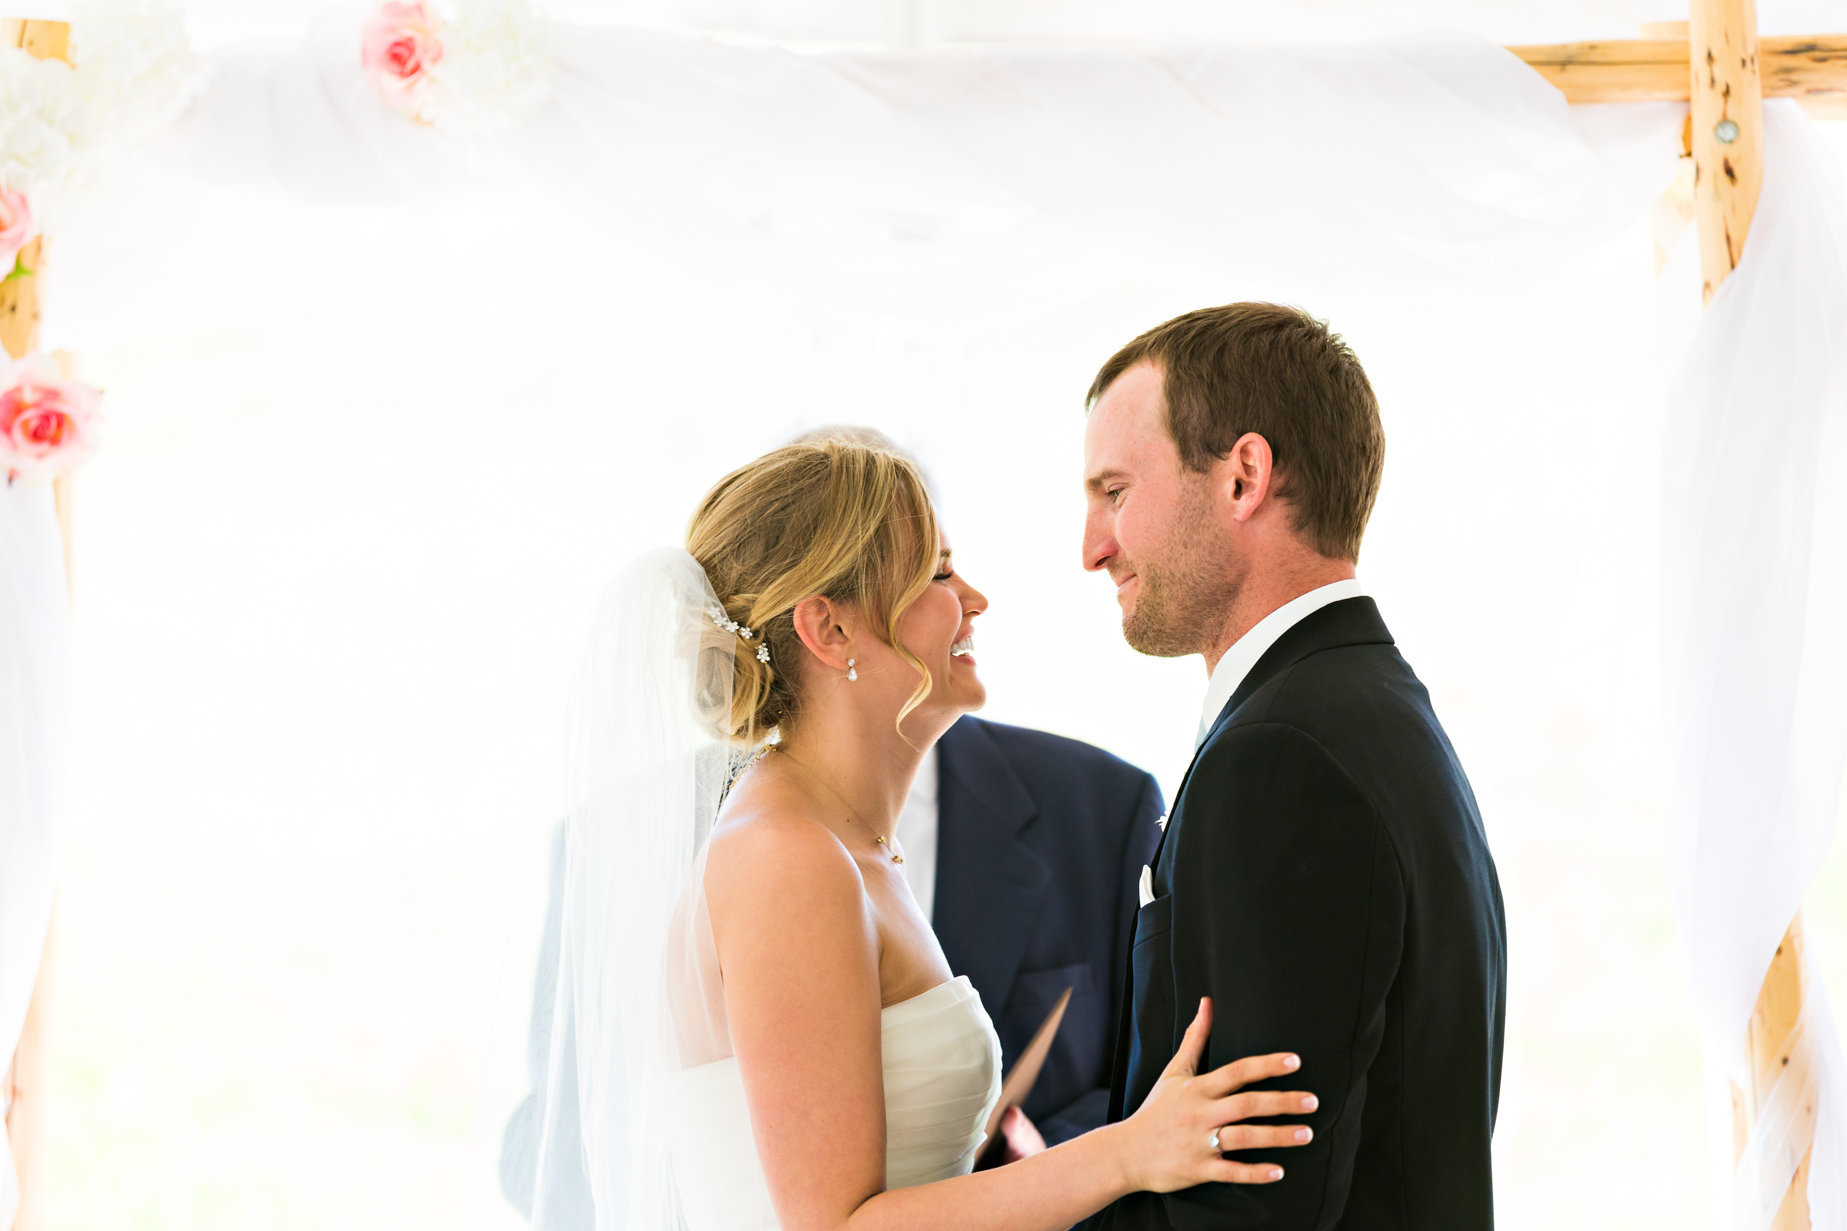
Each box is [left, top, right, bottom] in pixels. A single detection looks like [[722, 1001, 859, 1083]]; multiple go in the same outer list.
[[687, 436, 940, 745]]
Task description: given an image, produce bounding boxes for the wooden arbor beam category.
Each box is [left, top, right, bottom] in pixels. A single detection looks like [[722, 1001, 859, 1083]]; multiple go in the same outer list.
[[1511, 33, 1847, 115]]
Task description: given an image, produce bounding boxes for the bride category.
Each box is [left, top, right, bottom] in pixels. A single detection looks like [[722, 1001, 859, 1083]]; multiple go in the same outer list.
[[522, 436, 1314, 1231]]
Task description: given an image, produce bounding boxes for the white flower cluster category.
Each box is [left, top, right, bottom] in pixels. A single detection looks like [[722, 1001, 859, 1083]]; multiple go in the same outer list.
[[422, 0, 552, 134], [0, 0, 207, 222], [0, 46, 88, 215], [72, 0, 211, 151]]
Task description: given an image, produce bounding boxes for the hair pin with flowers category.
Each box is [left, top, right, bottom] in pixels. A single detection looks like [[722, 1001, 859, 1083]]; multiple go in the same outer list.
[[710, 606, 770, 664]]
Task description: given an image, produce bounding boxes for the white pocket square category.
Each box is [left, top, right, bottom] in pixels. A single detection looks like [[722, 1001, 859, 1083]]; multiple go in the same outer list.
[[1139, 864, 1156, 908]]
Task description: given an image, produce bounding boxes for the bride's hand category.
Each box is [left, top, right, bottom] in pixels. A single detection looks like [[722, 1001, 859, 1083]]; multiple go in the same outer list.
[[1116, 997, 1316, 1193]]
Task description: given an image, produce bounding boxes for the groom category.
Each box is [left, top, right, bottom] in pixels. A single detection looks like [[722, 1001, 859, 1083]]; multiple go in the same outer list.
[[1078, 304, 1505, 1229]]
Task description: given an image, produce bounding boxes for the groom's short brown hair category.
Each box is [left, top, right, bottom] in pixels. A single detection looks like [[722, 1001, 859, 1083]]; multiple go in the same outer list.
[[1087, 303, 1384, 562]]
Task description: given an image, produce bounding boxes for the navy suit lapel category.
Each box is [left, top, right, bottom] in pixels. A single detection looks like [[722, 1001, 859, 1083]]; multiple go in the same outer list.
[[933, 717, 1049, 1022]]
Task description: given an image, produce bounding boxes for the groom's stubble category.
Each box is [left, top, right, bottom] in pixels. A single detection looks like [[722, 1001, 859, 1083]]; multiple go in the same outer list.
[[1119, 470, 1241, 660]]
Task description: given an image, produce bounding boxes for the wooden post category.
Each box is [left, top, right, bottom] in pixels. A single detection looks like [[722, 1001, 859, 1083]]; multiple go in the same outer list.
[[1742, 920, 1815, 1230], [0, 17, 74, 568], [1690, 0, 1765, 302], [0, 19, 67, 361], [0, 232, 43, 362], [1685, 2, 1813, 1226]]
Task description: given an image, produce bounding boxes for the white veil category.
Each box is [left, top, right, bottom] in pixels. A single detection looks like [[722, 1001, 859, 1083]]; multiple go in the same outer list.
[[508, 547, 742, 1231]]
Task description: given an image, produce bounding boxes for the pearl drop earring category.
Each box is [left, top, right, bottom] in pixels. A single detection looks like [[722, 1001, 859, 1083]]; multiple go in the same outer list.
[[846, 658, 858, 682]]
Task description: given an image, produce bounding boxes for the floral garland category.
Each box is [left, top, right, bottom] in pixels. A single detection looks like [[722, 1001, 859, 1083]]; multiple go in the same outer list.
[[0, 187, 32, 281], [0, 0, 206, 481], [362, 0, 552, 133], [0, 0, 208, 238], [0, 44, 85, 265], [363, 0, 550, 133]]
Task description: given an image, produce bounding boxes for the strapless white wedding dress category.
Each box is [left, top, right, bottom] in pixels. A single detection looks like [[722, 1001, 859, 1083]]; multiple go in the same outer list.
[[662, 844, 1003, 1231]]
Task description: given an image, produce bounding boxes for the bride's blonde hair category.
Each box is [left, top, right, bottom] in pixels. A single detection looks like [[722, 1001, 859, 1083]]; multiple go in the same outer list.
[[687, 436, 940, 745]]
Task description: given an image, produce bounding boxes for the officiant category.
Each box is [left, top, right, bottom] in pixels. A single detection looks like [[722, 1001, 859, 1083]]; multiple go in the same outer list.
[[903, 715, 1161, 1158]]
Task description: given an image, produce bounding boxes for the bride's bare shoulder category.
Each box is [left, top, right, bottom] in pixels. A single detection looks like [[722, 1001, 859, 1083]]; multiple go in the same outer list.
[[704, 780, 865, 914], [703, 777, 881, 1002]]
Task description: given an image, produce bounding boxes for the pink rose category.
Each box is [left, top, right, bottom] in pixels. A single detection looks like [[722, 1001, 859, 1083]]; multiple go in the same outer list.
[[0, 188, 36, 273], [362, 1, 444, 114], [0, 354, 101, 483]]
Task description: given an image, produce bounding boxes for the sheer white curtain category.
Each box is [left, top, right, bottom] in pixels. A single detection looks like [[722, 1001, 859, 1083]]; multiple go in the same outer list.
[[1657, 101, 1847, 1230], [0, 483, 71, 1230]]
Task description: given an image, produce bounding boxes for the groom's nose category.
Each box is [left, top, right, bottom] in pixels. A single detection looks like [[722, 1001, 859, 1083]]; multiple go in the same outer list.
[[1082, 512, 1117, 574]]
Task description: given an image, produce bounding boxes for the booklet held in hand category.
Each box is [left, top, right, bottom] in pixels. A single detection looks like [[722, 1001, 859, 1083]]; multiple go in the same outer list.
[[977, 985, 1074, 1165]]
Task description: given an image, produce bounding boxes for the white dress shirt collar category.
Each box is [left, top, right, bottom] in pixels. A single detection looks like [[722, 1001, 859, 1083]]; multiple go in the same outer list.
[[898, 744, 940, 922], [1196, 578, 1367, 747]]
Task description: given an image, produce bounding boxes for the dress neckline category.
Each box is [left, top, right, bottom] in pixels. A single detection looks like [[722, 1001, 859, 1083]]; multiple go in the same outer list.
[[881, 974, 976, 1024]]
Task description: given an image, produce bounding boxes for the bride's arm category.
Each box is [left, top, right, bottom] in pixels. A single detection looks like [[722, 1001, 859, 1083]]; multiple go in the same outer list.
[[708, 818, 1313, 1231]]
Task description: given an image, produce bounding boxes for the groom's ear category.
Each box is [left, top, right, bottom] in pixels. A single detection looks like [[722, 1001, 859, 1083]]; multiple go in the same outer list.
[[1218, 431, 1276, 523], [790, 595, 855, 670]]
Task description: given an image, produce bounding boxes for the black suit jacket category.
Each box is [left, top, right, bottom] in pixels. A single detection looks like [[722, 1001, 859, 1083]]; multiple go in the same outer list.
[[1083, 598, 1506, 1231], [933, 716, 1164, 1146]]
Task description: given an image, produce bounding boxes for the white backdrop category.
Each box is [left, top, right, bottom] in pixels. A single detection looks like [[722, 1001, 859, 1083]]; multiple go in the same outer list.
[[5, 1, 1847, 1228]]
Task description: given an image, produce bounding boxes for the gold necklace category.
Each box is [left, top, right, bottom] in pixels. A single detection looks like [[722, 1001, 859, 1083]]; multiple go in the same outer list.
[[771, 747, 905, 864]]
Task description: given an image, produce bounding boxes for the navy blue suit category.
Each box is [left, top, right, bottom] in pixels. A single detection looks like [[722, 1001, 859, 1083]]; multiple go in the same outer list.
[[934, 716, 1165, 1146]]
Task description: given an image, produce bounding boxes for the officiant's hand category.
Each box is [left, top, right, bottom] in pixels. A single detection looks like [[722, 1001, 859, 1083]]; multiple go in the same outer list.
[[1115, 997, 1315, 1192], [997, 1106, 1048, 1162]]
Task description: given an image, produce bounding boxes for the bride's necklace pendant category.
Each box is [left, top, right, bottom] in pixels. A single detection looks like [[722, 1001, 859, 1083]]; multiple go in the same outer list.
[[770, 746, 904, 864]]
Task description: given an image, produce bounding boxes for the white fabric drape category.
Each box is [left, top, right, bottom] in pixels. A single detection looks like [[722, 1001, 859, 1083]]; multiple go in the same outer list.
[[158, 19, 1635, 332], [1659, 100, 1847, 1231], [0, 482, 71, 1230]]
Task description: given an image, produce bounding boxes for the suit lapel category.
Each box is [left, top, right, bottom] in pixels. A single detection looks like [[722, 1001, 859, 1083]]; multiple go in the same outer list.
[[933, 717, 1049, 1021], [1206, 596, 1394, 743], [1107, 600, 1398, 1122], [1153, 597, 1394, 891]]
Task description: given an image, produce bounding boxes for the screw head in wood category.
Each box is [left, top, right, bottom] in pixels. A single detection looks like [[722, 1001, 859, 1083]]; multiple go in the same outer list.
[[1715, 119, 1740, 145]]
